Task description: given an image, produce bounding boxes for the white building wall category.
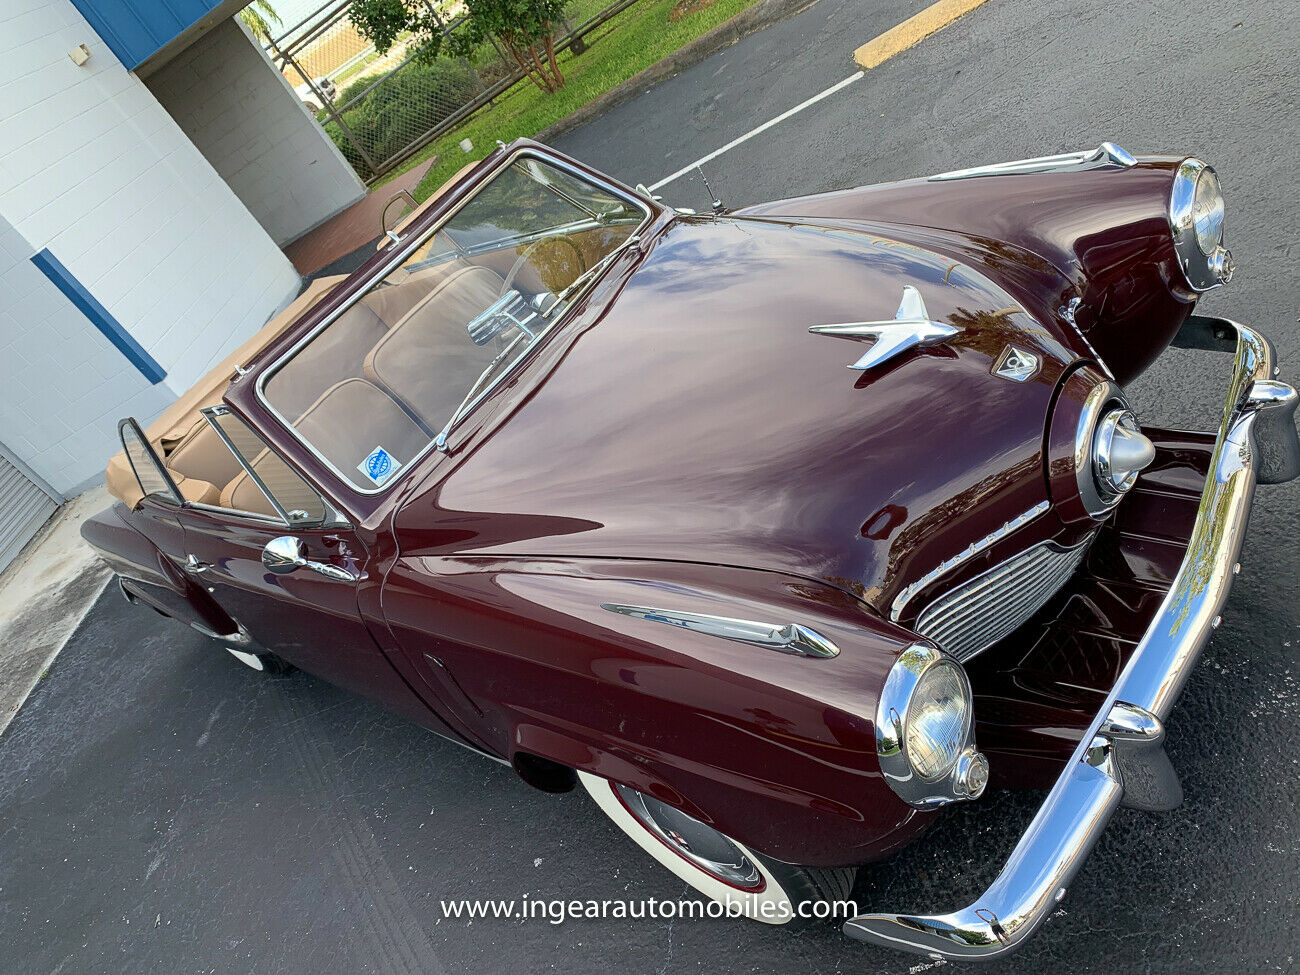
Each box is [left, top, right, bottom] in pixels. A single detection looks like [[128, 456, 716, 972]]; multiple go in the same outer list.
[[0, 216, 173, 496], [145, 18, 366, 247], [0, 0, 302, 495]]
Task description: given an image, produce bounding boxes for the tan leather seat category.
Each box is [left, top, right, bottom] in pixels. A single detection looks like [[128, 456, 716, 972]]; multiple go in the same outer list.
[[220, 456, 288, 518], [360, 257, 472, 327], [221, 378, 430, 510], [263, 300, 391, 422], [104, 275, 346, 510], [164, 420, 243, 490], [173, 474, 221, 506], [363, 264, 506, 427]]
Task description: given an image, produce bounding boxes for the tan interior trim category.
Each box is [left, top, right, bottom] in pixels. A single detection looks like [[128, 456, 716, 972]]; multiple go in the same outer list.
[[105, 275, 345, 508]]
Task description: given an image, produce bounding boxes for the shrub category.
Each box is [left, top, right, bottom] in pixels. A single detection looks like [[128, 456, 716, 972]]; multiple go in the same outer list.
[[326, 58, 477, 169]]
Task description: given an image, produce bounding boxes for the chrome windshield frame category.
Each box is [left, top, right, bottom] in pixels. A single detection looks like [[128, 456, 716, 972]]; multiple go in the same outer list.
[[253, 146, 654, 497]]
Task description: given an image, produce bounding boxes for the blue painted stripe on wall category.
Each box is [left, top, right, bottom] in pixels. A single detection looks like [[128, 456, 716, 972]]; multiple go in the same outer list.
[[31, 249, 167, 385]]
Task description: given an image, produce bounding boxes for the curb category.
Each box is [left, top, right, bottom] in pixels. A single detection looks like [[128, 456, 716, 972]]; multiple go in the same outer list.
[[536, 0, 820, 143], [853, 0, 991, 70]]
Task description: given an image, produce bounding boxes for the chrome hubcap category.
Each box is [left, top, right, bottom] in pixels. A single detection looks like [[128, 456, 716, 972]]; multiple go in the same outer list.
[[613, 784, 764, 890]]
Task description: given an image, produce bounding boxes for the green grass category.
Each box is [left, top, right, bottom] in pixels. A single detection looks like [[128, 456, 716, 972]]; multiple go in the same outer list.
[[398, 0, 763, 201]]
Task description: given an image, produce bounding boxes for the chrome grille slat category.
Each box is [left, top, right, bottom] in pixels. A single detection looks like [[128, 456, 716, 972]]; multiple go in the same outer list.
[[923, 551, 1075, 658], [953, 564, 1067, 656], [917, 547, 1067, 635], [915, 538, 1091, 663], [917, 550, 1063, 633]]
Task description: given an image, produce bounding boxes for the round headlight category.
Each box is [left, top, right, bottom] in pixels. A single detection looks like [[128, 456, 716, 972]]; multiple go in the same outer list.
[[875, 645, 986, 807], [1191, 166, 1225, 255], [1170, 158, 1233, 291], [904, 661, 969, 779]]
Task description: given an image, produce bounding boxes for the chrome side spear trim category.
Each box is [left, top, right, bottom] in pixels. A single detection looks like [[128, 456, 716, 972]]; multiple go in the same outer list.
[[600, 604, 840, 658], [928, 142, 1138, 181], [810, 286, 960, 372]]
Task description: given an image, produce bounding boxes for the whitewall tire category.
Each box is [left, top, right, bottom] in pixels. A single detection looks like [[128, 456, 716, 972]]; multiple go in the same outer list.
[[578, 771, 855, 926]]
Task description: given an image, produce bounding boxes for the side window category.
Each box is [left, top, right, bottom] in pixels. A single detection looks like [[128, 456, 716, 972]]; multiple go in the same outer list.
[[119, 418, 182, 505], [201, 407, 331, 527]]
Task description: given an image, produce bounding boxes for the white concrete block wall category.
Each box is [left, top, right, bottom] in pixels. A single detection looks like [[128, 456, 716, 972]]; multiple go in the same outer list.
[[146, 18, 366, 247], [0, 0, 303, 495], [0, 216, 173, 496]]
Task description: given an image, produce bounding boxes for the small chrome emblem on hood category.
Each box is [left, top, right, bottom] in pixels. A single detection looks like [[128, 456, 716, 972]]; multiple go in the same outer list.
[[809, 286, 960, 372], [993, 345, 1040, 382]]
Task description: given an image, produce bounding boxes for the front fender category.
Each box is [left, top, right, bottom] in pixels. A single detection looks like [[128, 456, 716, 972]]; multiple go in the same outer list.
[[736, 156, 1195, 385], [380, 555, 933, 866]]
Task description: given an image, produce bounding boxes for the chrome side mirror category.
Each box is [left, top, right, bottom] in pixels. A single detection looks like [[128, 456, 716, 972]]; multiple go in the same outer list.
[[262, 536, 307, 575], [261, 535, 358, 582]]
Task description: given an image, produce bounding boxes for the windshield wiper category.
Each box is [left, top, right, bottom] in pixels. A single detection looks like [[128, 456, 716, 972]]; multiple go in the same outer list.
[[434, 234, 643, 452], [539, 234, 641, 318], [433, 310, 540, 452]]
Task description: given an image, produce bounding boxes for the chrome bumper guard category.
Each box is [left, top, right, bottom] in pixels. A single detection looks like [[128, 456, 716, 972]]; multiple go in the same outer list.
[[844, 320, 1300, 960]]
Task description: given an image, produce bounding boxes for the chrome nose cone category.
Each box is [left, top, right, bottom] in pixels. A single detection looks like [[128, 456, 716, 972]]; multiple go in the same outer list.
[[1096, 408, 1155, 497]]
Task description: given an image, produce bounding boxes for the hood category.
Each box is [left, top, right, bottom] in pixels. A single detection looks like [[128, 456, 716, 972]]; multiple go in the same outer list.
[[396, 216, 1082, 615]]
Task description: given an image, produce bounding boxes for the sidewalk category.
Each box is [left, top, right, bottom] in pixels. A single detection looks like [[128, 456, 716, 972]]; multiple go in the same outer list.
[[282, 158, 435, 278], [0, 487, 112, 737]]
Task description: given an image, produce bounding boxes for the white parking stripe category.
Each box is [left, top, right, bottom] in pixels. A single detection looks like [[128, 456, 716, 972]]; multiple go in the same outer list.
[[647, 70, 865, 192]]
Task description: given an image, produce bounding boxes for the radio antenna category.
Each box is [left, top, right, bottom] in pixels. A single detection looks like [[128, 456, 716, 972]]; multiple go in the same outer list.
[[696, 165, 724, 214]]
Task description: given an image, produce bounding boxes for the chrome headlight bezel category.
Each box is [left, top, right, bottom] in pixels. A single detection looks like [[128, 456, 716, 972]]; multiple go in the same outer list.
[[876, 645, 987, 808], [1170, 158, 1234, 292]]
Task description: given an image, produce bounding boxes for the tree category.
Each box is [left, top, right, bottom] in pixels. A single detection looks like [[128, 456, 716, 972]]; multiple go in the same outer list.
[[240, 0, 282, 42], [350, 0, 570, 94]]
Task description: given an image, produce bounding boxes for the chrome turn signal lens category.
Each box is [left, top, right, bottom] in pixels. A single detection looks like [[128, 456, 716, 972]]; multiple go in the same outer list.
[[1171, 158, 1234, 291], [952, 748, 990, 799], [1094, 407, 1156, 501], [1075, 385, 1155, 518]]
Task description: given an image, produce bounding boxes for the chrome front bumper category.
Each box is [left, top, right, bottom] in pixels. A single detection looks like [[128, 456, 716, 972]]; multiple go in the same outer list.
[[844, 319, 1300, 961]]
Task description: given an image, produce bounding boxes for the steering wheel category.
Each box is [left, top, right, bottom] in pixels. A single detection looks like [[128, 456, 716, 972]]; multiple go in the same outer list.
[[500, 235, 586, 297]]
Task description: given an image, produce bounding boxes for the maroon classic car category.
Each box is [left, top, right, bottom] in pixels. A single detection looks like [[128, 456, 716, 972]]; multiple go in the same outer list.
[[83, 139, 1299, 959]]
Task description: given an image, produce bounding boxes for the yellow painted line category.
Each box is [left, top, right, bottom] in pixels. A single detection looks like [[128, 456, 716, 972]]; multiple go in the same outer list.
[[854, 0, 993, 70]]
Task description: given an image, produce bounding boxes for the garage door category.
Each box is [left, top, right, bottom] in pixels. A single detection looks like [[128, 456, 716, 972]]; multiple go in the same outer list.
[[0, 444, 58, 573]]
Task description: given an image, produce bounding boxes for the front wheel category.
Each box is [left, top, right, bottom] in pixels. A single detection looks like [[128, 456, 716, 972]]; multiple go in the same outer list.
[[578, 771, 855, 925]]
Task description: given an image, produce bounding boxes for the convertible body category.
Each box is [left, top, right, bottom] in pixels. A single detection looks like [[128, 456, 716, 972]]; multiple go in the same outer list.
[[83, 140, 1300, 959]]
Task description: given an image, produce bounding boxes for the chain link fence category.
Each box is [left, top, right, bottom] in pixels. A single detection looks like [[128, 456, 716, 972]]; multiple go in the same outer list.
[[266, 0, 637, 184]]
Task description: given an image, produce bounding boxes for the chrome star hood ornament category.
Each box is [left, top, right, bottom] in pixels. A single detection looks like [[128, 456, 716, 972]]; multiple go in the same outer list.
[[809, 286, 961, 371]]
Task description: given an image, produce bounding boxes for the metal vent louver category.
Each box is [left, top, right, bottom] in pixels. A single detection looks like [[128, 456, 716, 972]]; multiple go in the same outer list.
[[915, 539, 1091, 663]]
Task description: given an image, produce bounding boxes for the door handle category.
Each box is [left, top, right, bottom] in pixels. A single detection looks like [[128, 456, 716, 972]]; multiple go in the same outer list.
[[261, 536, 357, 582], [184, 554, 212, 574]]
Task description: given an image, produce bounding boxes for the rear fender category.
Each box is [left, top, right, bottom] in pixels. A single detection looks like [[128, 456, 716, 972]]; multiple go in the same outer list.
[[81, 503, 236, 637]]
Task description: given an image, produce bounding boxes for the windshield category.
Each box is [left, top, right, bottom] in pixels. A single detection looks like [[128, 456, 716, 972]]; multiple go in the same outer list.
[[259, 153, 649, 493]]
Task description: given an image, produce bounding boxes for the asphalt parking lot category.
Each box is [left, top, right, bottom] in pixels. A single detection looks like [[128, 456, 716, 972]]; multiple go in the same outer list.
[[3, 0, 1299, 971]]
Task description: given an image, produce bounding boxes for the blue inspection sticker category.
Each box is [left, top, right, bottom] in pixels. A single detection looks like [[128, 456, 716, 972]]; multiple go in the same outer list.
[[358, 445, 401, 487]]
